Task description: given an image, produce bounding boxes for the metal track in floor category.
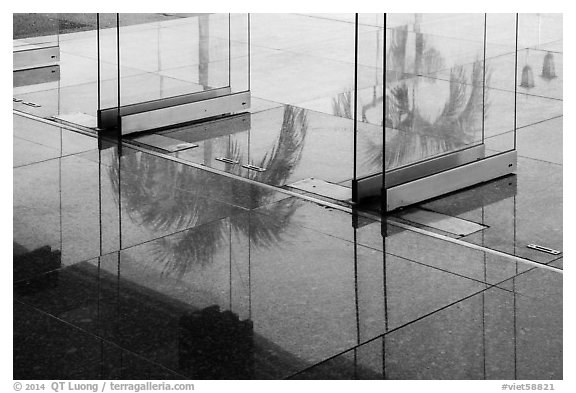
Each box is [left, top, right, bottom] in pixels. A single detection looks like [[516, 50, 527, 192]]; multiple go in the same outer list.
[[13, 109, 562, 275]]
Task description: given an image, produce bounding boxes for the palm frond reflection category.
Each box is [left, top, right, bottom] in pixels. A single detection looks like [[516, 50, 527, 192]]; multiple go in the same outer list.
[[108, 105, 309, 277], [333, 23, 490, 172]]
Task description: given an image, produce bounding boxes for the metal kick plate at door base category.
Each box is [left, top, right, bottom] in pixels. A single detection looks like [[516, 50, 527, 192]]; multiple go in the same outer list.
[[527, 244, 562, 255]]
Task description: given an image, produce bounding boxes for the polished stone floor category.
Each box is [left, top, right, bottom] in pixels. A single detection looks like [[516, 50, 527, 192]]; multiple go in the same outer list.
[[13, 13, 562, 380]]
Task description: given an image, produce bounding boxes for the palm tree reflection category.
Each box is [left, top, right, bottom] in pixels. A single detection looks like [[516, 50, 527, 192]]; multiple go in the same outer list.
[[108, 105, 309, 276], [334, 22, 489, 171], [378, 60, 486, 170]]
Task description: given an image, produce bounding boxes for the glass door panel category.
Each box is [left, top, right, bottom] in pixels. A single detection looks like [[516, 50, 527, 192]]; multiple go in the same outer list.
[[483, 13, 520, 158], [117, 13, 229, 105], [96, 13, 120, 128], [97, 13, 251, 135], [354, 13, 385, 183], [384, 13, 487, 171], [353, 13, 518, 210], [13, 13, 60, 113], [229, 14, 250, 94], [14, 13, 107, 125]]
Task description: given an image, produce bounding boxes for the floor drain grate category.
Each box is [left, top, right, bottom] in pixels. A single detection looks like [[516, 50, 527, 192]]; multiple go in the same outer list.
[[526, 244, 561, 255], [242, 164, 266, 172], [14, 98, 42, 107]]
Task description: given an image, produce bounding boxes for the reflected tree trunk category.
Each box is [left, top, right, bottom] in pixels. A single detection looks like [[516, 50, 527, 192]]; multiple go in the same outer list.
[[199, 14, 210, 89]]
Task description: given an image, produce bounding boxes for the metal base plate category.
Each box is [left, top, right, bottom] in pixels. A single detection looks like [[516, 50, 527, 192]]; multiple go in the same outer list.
[[131, 134, 198, 153], [387, 151, 517, 211], [353, 144, 486, 203], [288, 178, 352, 201], [98, 87, 233, 129], [395, 208, 487, 237], [13, 65, 60, 87], [13, 45, 60, 69], [161, 113, 251, 144], [121, 92, 250, 135]]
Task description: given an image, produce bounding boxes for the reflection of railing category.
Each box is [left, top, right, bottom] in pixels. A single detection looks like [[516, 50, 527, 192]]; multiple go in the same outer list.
[[107, 105, 309, 276]]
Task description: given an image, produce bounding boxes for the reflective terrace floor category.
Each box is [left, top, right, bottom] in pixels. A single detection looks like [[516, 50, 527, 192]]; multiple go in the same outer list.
[[13, 14, 562, 380]]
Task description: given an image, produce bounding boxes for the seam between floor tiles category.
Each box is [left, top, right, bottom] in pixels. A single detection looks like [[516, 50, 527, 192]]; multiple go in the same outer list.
[[416, 71, 563, 102], [76, 152, 294, 215], [14, 148, 282, 224], [14, 39, 563, 105], [13, 298, 191, 379], [14, 242, 558, 380], [15, 110, 99, 138], [388, 220, 562, 275], [106, 207, 252, 256], [14, 184, 515, 304], [484, 114, 563, 137], [294, 14, 367, 27], [284, 269, 561, 380], [14, 110, 562, 275], [14, 208, 560, 295], [296, 14, 535, 49], [247, 201, 546, 291], [15, 111, 294, 212], [529, 42, 562, 54], [376, 113, 565, 157], [12, 207, 530, 316], [13, 133, 62, 151], [14, 156, 62, 169], [14, 255, 549, 381], [516, 115, 563, 131], [384, 250, 525, 293], [13, 66, 204, 98], [389, 251, 563, 303], [15, 111, 360, 208], [13, 149, 100, 170], [488, 257, 564, 303], [514, 154, 562, 167], [285, 283, 495, 379], [13, 208, 253, 288], [240, 207, 521, 290]]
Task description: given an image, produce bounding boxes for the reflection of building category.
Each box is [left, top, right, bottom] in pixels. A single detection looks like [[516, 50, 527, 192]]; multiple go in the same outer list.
[[14, 257, 317, 379], [179, 306, 254, 379], [13, 244, 61, 288]]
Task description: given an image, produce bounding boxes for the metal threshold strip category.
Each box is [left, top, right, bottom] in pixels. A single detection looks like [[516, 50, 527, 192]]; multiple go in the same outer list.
[[388, 219, 562, 274], [13, 110, 562, 275]]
